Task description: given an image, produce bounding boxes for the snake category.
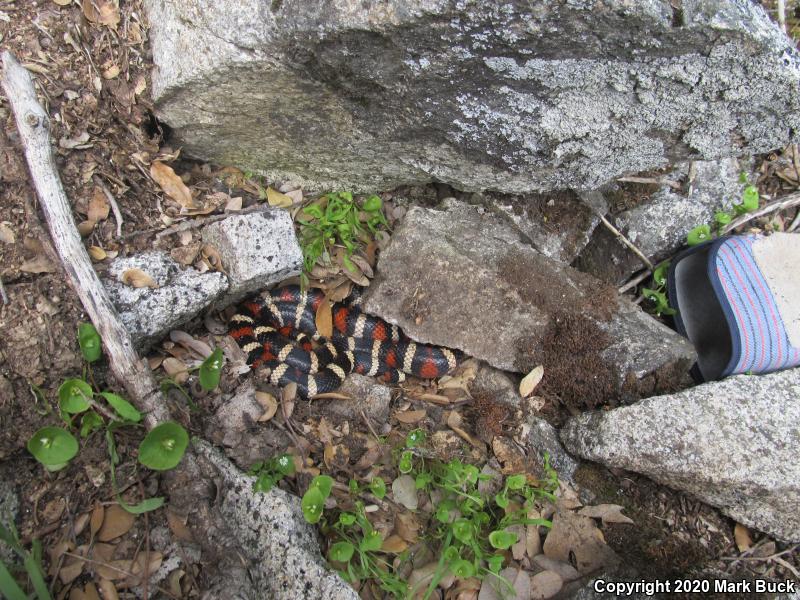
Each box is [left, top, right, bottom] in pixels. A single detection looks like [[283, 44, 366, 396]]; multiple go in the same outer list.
[[229, 285, 460, 398]]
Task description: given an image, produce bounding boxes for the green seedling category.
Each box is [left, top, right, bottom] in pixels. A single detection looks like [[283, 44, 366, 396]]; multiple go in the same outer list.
[[27, 323, 194, 513], [138, 421, 189, 471], [199, 347, 224, 391], [249, 453, 296, 493], [298, 191, 389, 287]]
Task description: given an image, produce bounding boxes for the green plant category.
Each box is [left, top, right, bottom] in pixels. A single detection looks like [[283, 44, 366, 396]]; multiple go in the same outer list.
[[0, 522, 50, 600], [288, 429, 558, 598], [297, 191, 389, 287], [25, 323, 205, 513], [248, 453, 296, 493]]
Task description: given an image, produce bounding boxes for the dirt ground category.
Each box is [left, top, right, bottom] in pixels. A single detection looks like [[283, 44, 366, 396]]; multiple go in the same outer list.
[[1, 1, 800, 599]]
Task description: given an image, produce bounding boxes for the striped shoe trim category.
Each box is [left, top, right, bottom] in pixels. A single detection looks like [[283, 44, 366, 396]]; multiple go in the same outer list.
[[713, 236, 800, 376]]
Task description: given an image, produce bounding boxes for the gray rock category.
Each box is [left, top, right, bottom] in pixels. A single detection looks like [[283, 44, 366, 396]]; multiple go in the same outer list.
[[481, 190, 605, 264], [471, 362, 521, 409], [213, 380, 264, 447], [577, 158, 741, 285], [146, 0, 800, 194], [191, 440, 358, 600], [201, 210, 302, 303], [526, 417, 579, 484], [532, 555, 581, 582], [104, 252, 228, 350], [363, 199, 694, 402], [324, 373, 393, 425], [560, 368, 800, 542]]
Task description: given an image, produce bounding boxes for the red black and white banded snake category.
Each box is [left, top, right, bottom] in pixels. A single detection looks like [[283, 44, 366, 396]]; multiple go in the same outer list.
[[229, 285, 460, 398]]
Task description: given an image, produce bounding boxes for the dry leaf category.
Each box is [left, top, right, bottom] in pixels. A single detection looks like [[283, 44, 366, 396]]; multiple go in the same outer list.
[[102, 64, 120, 79], [166, 509, 193, 541], [82, 0, 120, 28], [150, 161, 198, 209], [542, 510, 620, 575], [315, 296, 333, 338], [162, 357, 189, 383], [59, 131, 92, 149], [395, 511, 421, 543], [88, 187, 110, 222], [520, 365, 544, 398], [90, 503, 104, 537], [391, 475, 418, 510], [395, 409, 426, 424], [282, 382, 297, 415], [20, 254, 56, 274], [734, 523, 752, 552], [97, 504, 135, 542], [492, 437, 528, 475], [95, 558, 133, 581], [266, 187, 293, 208], [0, 222, 16, 243], [53, 0, 73, 5], [88, 246, 107, 261], [169, 330, 212, 358], [73, 512, 90, 537], [309, 391, 353, 400], [201, 243, 225, 272], [97, 579, 118, 600], [225, 196, 243, 211], [120, 268, 158, 288], [530, 570, 563, 600], [349, 254, 374, 278], [327, 281, 353, 303], [58, 556, 85, 584], [381, 535, 408, 554], [170, 243, 201, 266], [77, 220, 96, 236], [578, 504, 634, 525], [255, 391, 278, 422]]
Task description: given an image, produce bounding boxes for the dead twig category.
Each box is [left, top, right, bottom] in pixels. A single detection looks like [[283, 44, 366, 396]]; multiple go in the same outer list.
[[597, 212, 654, 271], [616, 176, 682, 190], [720, 544, 799, 562], [61, 552, 181, 599], [777, 0, 787, 33], [618, 269, 652, 294], [154, 202, 280, 240], [1, 51, 169, 428], [720, 191, 800, 236], [0, 275, 8, 304], [95, 176, 124, 238]]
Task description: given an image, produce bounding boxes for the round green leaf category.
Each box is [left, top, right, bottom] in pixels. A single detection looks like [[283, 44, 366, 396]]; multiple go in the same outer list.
[[27, 427, 78, 466], [370, 477, 386, 499], [311, 474, 334, 498], [58, 379, 92, 414], [686, 224, 711, 247], [398, 451, 413, 474], [273, 453, 295, 476], [742, 186, 759, 211], [359, 530, 382, 552], [339, 512, 356, 526], [138, 421, 189, 471], [302, 487, 325, 524], [486, 555, 504, 574], [77, 322, 101, 362], [506, 474, 526, 490], [99, 392, 141, 422], [714, 211, 732, 226], [254, 474, 275, 493], [451, 518, 473, 543], [199, 348, 224, 391], [488, 530, 518, 550], [405, 429, 425, 448], [362, 195, 382, 212], [450, 559, 475, 579], [415, 472, 432, 490], [80, 411, 103, 438], [329, 541, 355, 563], [495, 492, 509, 509], [653, 261, 670, 287]]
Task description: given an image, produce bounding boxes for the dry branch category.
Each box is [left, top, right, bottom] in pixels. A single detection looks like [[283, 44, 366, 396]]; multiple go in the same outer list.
[[720, 190, 800, 235], [2, 51, 169, 428]]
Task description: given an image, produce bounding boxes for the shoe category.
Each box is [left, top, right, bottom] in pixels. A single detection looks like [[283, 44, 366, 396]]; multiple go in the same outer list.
[[668, 233, 800, 381]]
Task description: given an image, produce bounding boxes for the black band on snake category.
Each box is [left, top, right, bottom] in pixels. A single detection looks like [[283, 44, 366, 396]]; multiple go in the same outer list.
[[229, 285, 460, 398]]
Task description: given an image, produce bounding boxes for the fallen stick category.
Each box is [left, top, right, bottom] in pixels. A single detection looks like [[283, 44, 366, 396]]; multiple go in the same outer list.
[[720, 190, 800, 235], [2, 51, 169, 428]]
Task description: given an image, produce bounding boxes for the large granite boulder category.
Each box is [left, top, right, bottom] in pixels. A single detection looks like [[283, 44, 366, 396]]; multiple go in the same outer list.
[[146, 0, 800, 194], [560, 368, 800, 542], [362, 199, 695, 407]]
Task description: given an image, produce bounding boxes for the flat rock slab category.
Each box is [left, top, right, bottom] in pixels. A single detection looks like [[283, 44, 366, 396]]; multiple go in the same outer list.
[[146, 0, 800, 194], [479, 190, 604, 264], [201, 209, 302, 303], [560, 368, 800, 542], [104, 252, 227, 350], [363, 199, 694, 405], [577, 158, 741, 285]]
